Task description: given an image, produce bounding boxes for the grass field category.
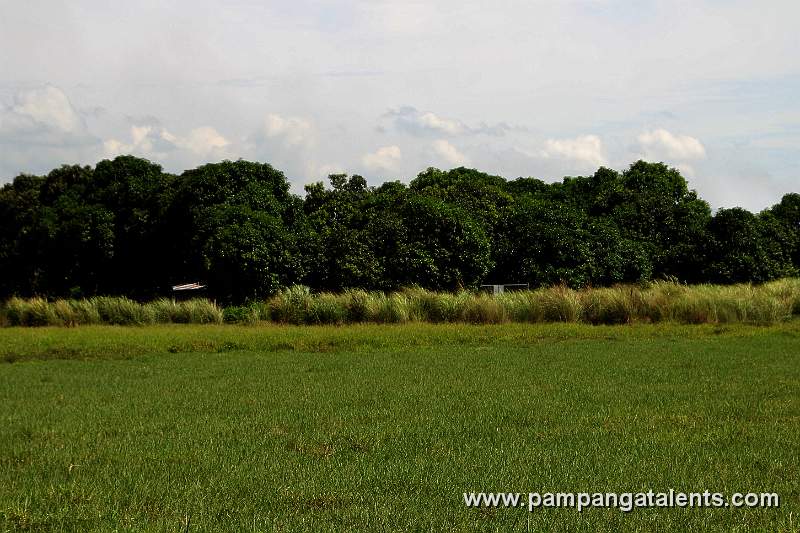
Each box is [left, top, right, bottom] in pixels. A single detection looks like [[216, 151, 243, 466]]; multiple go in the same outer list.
[[1, 323, 799, 531]]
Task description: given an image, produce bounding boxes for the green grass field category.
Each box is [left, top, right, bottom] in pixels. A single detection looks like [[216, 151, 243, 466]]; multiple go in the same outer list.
[[1, 323, 798, 532]]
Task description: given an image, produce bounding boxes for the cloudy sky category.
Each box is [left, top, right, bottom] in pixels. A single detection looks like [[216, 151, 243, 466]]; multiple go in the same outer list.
[[1, 0, 798, 210]]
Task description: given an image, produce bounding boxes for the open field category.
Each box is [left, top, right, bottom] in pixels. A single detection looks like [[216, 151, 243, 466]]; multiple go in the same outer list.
[[1, 323, 799, 531]]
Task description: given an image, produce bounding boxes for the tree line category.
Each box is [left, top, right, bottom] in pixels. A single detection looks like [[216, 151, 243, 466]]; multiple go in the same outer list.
[[1, 156, 798, 303]]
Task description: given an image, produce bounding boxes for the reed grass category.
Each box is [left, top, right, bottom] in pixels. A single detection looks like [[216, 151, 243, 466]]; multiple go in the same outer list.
[[306, 293, 347, 325], [182, 299, 224, 324], [2, 279, 800, 327], [268, 285, 313, 324]]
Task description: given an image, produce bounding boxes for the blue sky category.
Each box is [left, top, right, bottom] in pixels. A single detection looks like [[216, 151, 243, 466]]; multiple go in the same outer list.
[[1, 0, 798, 210]]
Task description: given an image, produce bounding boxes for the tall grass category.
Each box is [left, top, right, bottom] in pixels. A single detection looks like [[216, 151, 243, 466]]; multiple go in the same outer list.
[[1, 297, 222, 327], [2, 279, 800, 327], [268, 285, 314, 324], [146, 298, 224, 324]]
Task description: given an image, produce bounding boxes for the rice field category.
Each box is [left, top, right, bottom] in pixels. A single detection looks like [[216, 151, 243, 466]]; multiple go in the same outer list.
[[0, 322, 798, 531]]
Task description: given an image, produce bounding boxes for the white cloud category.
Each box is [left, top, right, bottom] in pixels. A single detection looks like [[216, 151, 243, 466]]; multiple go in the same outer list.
[[432, 139, 469, 167], [362, 145, 402, 172], [1, 0, 797, 211], [0, 86, 93, 145], [243, 113, 322, 182], [104, 124, 230, 161], [177, 126, 230, 156], [0, 86, 101, 178], [541, 135, 607, 167], [384, 106, 514, 137], [10, 86, 83, 133], [104, 125, 160, 157], [385, 106, 466, 136], [416, 112, 464, 136], [637, 129, 706, 160], [262, 114, 313, 146]]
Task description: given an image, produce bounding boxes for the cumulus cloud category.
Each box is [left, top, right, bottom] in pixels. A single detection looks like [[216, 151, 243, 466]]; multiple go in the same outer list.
[[362, 145, 402, 172], [0, 86, 94, 147], [384, 106, 466, 136], [11, 86, 83, 133], [239, 113, 328, 183], [0, 86, 102, 178], [461, 134, 608, 182], [431, 139, 469, 167], [104, 125, 170, 159], [541, 134, 607, 168], [261, 114, 314, 147], [104, 125, 230, 161], [176, 126, 231, 156], [412, 111, 463, 135], [637, 129, 706, 160], [384, 106, 515, 137], [1, 1, 798, 211]]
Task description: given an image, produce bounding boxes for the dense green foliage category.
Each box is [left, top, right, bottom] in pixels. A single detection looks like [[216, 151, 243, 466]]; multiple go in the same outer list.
[[1, 157, 797, 303], [1, 323, 798, 531]]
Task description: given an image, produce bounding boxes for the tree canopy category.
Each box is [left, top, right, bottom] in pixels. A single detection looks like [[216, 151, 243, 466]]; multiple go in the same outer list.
[[0, 157, 796, 303]]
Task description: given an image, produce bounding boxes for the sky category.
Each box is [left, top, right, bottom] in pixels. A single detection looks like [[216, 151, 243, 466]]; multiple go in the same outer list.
[[0, 0, 798, 210]]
